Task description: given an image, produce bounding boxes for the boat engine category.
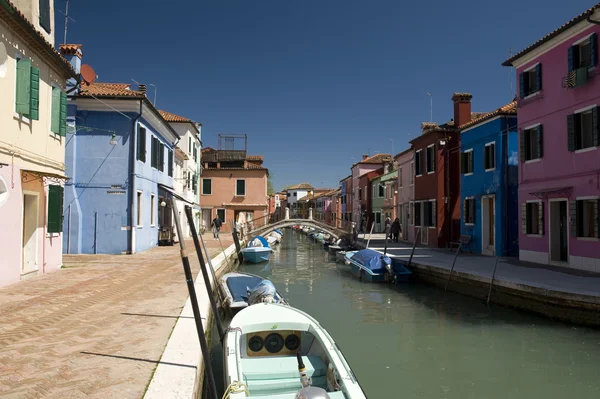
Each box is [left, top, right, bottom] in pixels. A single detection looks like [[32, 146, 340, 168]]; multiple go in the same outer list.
[[295, 353, 331, 399], [383, 256, 396, 283]]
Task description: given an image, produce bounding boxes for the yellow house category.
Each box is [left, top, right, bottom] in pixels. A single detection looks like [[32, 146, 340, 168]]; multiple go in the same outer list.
[[0, 0, 77, 287]]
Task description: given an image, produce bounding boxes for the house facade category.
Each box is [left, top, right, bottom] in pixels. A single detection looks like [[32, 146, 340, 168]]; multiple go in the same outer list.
[[159, 110, 202, 237], [370, 173, 386, 232], [200, 147, 268, 233], [315, 191, 332, 222], [459, 101, 519, 256], [0, 1, 76, 286], [503, 4, 600, 270], [350, 154, 391, 227], [380, 160, 398, 223], [410, 93, 471, 248], [284, 183, 313, 218], [395, 149, 414, 242], [340, 176, 351, 223], [62, 46, 179, 255]]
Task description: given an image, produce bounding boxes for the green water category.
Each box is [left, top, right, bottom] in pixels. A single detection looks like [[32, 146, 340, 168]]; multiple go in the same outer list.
[[209, 229, 600, 399]]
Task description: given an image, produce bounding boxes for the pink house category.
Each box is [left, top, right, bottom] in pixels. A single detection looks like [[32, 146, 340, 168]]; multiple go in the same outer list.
[[395, 149, 414, 242], [503, 4, 600, 271]]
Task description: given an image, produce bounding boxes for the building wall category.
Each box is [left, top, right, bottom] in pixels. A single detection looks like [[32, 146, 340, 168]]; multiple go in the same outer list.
[[11, 0, 55, 46], [371, 175, 385, 232], [171, 123, 200, 237], [516, 20, 600, 268], [460, 116, 519, 256], [351, 163, 380, 224], [396, 151, 414, 242]]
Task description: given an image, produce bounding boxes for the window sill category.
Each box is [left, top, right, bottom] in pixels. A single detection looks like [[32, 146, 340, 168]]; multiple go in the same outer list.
[[427, 171, 435, 175], [525, 158, 541, 164], [465, 223, 475, 226], [415, 174, 422, 178], [576, 237, 599, 241], [13, 113, 31, 124], [526, 234, 543, 237], [463, 173, 473, 177], [150, 224, 156, 228], [137, 226, 143, 229], [574, 146, 597, 154], [428, 226, 436, 229], [46, 232, 60, 238], [523, 91, 541, 101], [485, 168, 496, 172]]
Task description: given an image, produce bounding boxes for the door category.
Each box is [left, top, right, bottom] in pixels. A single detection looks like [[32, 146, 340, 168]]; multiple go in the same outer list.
[[22, 193, 39, 275], [549, 200, 568, 263], [375, 212, 382, 233], [559, 201, 568, 262], [402, 205, 409, 241], [420, 204, 428, 245], [482, 196, 495, 256], [201, 209, 211, 232]]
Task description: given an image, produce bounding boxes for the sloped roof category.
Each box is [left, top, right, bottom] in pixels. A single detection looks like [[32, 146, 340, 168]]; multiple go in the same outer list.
[[247, 155, 264, 162], [286, 183, 314, 190], [502, 2, 600, 66], [459, 101, 517, 130], [79, 83, 145, 98], [159, 110, 192, 123]]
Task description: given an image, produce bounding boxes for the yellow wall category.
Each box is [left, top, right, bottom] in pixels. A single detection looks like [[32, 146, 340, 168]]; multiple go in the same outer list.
[[0, 20, 67, 176]]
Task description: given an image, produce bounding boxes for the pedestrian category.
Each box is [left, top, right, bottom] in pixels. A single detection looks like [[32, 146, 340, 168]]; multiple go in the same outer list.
[[385, 216, 391, 237], [212, 215, 222, 240], [391, 218, 401, 242]]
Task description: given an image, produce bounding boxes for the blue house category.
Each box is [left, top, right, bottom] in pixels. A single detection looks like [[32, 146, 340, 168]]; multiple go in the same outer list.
[[61, 45, 180, 254], [459, 101, 519, 257]]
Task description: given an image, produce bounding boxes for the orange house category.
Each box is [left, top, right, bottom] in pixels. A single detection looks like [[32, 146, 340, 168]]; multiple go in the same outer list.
[[200, 148, 268, 233]]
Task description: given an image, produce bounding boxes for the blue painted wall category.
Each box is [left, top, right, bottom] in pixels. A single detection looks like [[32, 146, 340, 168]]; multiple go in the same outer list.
[[63, 107, 175, 255], [341, 181, 347, 213], [460, 116, 519, 256]]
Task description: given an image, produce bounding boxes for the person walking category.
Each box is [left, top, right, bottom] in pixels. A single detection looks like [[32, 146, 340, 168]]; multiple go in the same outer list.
[[385, 216, 392, 238], [391, 218, 401, 242], [212, 215, 222, 240]]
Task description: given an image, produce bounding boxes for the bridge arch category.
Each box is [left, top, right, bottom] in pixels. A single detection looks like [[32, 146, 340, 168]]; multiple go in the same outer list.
[[245, 219, 350, 240]]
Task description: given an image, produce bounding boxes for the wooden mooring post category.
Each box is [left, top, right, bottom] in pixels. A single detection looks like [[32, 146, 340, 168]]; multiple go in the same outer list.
[[231, 221, 243, 263]]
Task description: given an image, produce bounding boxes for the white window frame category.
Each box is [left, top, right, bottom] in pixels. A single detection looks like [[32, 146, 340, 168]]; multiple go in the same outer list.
[[573, 104, 598, 154], [464, 196, 475, 226], [522, 62, 541, 100], [525, 199, 543, 237], [201, 178, 212, 195], [575, 196, 599, 241], [136, 191, 143, 228], [415, 150, 423, 177], [463, 149, 474, 176], [236, 179, 246, 196], [484, 141, 496, 172], [150, 194, 156, 227], [426, 144, 435, 174]]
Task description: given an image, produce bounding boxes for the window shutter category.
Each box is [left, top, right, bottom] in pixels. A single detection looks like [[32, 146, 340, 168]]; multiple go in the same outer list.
[[593, 107, 599, 147], [567, 114, 576, 152], [537, 125, 544, 159], [16, 58, 31, 115], [29, 67, 40, 120], [521, 202, 527, 234], [59, 92, 67, 136], [463, 200, 467, 223], [594, 199, 599, 239], [519, 73, 526, 98], [591, 33, 597, 66], [159, 144, 165, 171], [469, 152, 474, 173], [51, 87, 60, 133], [568, 46, 575, 72], [570, 200, 577, 238], [47, 185, 64, 233], [137, 127, 146, 162], [168, 150, 173, 177], [538, 202, 544, 235], [535, 64, 542, 91], [432, 200, 436, 227], [469, 199, 475, 224], [483, 147, 488, 170], [519, 130, 526, 162], [39, 0, 51, 32]]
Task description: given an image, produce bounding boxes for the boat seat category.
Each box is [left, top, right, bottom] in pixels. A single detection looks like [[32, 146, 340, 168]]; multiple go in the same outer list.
[[249, 391, 346, 399]]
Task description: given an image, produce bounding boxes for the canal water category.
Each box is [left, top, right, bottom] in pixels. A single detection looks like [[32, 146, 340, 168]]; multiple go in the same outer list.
[[208, 229, 600, 399]]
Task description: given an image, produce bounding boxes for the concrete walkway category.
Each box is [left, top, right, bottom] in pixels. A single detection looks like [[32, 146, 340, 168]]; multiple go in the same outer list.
[[362, 236, 600, 300], [0, 234, 232, 399]]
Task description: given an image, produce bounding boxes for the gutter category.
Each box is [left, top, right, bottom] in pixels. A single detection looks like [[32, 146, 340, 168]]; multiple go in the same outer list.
[[129, 100, 143, 254]]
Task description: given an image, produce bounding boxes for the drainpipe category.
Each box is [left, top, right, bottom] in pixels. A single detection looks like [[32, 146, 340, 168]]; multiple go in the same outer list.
[[504, 116, 509, 257], [129, 100, 143, 254]]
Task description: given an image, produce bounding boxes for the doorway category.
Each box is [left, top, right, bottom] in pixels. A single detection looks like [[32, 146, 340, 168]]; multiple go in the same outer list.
[[22, 193, 39, 275], [402, 204, 409, 241], [549, 200, 568, 263], [201, 209, 211, 233], [482, 196, 495, 256]]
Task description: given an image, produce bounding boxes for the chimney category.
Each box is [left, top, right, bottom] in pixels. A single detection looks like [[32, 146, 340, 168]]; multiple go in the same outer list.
[[451, 92, 472, 129], [138, 84, 147, 95], [59, 44, 83, 93], [362, 154, 369, 160]]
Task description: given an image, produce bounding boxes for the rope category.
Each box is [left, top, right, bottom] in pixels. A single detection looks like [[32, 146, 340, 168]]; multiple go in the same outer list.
[[221, 380, 248, 399]]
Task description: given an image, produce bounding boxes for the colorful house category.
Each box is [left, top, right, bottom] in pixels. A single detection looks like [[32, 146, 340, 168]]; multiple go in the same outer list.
[[395, 149, 414, 242], [62, 45, 179, 255], [0, 1, 77, 286], [503, 4, 600, 270], [350, 154, 392, 228], [284, 182, 313, 218], [370, 173, 386, 232], [340, 175, 352, 223], [200, 146, 269, 233], [380, 160, 398, 223], [459, 101, 519, 256]]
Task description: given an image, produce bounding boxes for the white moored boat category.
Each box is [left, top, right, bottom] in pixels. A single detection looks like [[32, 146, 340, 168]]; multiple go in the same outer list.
[[223, 303, 367, 399]]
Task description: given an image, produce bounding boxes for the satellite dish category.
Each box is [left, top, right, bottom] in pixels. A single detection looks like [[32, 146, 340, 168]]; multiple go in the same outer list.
[[80, 64, 97, 85]]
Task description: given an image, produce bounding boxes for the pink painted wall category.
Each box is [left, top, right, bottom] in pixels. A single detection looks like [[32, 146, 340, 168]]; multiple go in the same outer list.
[[395, 150, 414, 242], [0, 166, 63, 287], [517, 24, 600, 259], [351, 163, 381, 224]]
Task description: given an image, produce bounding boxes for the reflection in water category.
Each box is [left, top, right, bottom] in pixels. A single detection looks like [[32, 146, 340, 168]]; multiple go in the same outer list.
[[233, 230, 600, 399]]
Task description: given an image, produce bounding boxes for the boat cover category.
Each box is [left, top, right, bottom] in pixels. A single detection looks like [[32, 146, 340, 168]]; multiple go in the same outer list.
[[274, 229, 283, 236], [226, 274, 263, 302], [247, 279, 283, 305], [350, 249, 392, 273], [248, 236, 270, 248]]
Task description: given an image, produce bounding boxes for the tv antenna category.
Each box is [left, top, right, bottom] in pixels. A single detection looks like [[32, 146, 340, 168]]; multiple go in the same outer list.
[[60, 0, 76, 44], [509, 48, 514, 99]]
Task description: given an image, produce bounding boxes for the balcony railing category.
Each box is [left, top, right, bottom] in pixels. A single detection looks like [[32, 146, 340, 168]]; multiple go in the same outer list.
[[202, 150, 247, 163]]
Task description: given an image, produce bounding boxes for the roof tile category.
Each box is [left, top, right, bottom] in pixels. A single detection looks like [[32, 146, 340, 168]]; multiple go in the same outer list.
[[158, 110, 192, 123], [79, 83, 145, 98], [459, 101, 517, 130]]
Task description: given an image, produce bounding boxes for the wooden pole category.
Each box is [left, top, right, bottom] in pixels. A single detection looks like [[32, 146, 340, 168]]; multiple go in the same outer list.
[[407, 227, 420, 269], [487, 255, 500, 305], [444, 243, 462, 291], [231, 220, 244, 263]]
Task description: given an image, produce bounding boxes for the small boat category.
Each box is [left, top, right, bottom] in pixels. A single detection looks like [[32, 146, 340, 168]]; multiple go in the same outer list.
[[335, 250, 347, 263], [274, 229, 284, 236], [249, 236, 270, 248], [266, 235, 278, 246], [341, 249, 411, 283], [219, 272, 288, 314], [223, 303, 367, 399], [241, 247, 273, 263]]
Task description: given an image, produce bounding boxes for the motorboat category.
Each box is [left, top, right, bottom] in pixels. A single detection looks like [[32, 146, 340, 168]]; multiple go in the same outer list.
[[241, 247, 273, 263], [219, 272, 288, 314], [340, 249, 411, 283], [222, 303, 367, 398]]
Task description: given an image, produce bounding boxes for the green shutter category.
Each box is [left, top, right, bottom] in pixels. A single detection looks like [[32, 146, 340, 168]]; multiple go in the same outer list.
[[58, 92, 67, 136], [168, 150, 173, 177], [47, 185, 64, 233], [535, 64, 542, 92], [567, 114, 576, 151], [29, 67, 40, 120], [16, 58, 31, 115], [51, 87, 60, 133], [537, 125, 544, 159], [137, 127, 146, 162]]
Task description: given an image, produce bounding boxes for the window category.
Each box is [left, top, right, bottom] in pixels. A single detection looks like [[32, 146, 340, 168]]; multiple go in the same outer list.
[[372, 184, 376, 199], [409, 162, 414, 185], [192, 174, 198, 194], [415, 150, 422, 176], [484, 142, 496, 170], [568, 108, 598, 151], [202, 178, 212, 195], [137, 127, 147, 162], [414, 202, 421, 226], [426, 145, 435, 173], [151, 137, 158, 168], [464, 198, 475, 225], [137, 191, 143, 227], [47, 185, 64, 233], [167, 151, 173, 177], [569, 34, 597, 72], [188, 137, 192, 153], [572, 199, 599, 238], [399, 167, 403, 187], [424, 200, 436, 227], [16, 58, 41, 122], [217, 208, 226, 222], [236, 179, 246, 196], [522, 201, 544, 235], [461, 150, 474, 174], [521, 125, 543, 161], [519, 64, 542, 98], [158, 144, 165, 172], [378, 184, 384, 198], [293, 192, 297, 197], [39, 0, 51, 33], [150, 194, 156, 226], [358, 188, 362, 200]]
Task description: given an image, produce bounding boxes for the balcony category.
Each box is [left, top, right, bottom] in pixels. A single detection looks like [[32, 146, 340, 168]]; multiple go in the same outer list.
[[202, 150, 247, 163]]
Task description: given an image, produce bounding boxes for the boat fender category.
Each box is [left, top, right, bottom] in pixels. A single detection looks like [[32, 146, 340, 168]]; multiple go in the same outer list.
[[295, 387, 331, 399]]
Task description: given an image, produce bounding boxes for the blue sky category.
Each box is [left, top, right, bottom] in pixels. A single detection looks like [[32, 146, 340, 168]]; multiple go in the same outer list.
[[57, 0, 595, 191]]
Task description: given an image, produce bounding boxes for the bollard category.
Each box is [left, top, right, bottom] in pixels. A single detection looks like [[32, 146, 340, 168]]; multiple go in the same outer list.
[[308, 207, 313, 220]]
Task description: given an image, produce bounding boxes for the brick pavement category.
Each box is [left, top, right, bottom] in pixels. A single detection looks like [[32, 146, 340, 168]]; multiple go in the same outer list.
[[0, 234, 233, 399]]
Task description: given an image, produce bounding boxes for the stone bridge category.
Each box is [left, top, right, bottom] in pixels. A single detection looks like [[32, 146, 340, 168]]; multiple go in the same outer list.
[[245, 218, 350, 240]]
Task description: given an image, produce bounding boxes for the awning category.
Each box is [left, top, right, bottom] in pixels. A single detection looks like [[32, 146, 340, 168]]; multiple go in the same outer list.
[[529, 186, 572, 199], [158, 184, 201, 209], [21, 169, 70, 184]]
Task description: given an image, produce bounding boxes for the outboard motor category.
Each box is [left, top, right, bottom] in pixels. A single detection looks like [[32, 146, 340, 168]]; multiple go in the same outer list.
[[382, 256, 396, 283], [295, 353, 331, 399]]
